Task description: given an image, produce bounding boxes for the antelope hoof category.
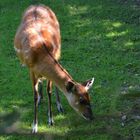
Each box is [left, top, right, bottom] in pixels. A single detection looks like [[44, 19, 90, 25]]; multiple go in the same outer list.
[[32, 122, 38, 133], [57, 103, 64, 113], [58, 106, 64, 113], [48, 118, 54, 126]]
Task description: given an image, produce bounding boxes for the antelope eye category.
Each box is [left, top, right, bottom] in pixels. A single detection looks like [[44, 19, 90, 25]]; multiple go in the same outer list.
[[79, 97, 85, 104]]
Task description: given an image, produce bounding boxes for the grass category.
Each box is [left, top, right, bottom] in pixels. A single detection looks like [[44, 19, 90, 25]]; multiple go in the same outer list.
[[0, 0, 140, 139]]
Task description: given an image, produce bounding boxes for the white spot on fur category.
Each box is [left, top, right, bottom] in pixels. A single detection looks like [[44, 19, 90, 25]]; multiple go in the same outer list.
[[24, 48, 31, 53], [35, 82, 39, 92], [75, 101, 79, 105], [37, 95, 41, 105], [14, 46, 20, 53], [38, 79, 43, 83], [85, 77, 95, 91]]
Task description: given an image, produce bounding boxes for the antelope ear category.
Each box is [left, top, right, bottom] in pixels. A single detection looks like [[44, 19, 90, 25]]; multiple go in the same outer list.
[[82, 77, 94, 91], [66, 81, 75, 93]]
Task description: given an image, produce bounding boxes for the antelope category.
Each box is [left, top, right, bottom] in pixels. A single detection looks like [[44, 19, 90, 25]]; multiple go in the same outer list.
[[14, 4, 94, 133]]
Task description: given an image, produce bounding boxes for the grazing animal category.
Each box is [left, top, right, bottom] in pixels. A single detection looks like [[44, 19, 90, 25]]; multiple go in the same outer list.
[[14, 5, 94, 133]]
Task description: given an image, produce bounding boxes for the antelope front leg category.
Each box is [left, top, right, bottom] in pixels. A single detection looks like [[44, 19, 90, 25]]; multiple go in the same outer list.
[[47, 80, 54, 126], [30, 71, 39, 133], [55, 87, 64, 113], [38, 80, 43, 105]]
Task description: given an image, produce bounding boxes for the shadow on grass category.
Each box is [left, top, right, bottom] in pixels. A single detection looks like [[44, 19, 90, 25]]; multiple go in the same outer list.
[[0, 108, 135, 140]]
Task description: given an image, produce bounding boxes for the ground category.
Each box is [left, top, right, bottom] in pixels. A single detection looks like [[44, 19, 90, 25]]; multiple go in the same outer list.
[[0, 0, 140, 140]]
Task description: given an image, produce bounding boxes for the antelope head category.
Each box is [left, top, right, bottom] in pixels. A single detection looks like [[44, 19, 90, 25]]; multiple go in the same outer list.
[[65, 78, 94, 120]]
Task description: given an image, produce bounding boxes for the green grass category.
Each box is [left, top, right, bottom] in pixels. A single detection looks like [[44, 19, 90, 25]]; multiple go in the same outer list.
[[0, 0, 140, 139]]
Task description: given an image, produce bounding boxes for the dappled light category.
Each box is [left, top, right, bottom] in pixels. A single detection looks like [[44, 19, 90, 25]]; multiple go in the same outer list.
[[112, 22, 122, 28], [124, 41, 134, 47], [68, 5, 88, 16], [106, 30, 128, 38]]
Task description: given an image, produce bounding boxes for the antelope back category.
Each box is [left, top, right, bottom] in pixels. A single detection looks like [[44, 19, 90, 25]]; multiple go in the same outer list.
[[14, 5, 61, 67]]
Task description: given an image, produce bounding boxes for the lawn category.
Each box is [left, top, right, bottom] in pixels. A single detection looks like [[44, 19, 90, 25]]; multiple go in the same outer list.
[[0, 0, 140, 139]]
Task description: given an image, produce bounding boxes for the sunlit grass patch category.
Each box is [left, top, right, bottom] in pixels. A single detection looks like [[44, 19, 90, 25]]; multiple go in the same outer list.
[[40, 125, 70, 136], [124, 41, 134, 47], [20, 114, 70, 135], [68, 5, 88, 16], [106, 30, 128, 38], [112, 22, 122, 28]]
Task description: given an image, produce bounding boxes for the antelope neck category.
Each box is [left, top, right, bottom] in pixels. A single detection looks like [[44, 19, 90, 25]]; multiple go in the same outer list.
[[41, 46, 74, 93]]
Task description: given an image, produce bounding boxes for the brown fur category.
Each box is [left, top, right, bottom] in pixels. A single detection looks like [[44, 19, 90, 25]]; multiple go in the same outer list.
[[14, 5, 61, 64]]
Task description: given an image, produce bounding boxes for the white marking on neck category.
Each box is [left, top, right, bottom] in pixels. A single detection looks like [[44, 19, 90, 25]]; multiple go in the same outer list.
[[66, 92, 79, 112], [66, 92, 73, 104]]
